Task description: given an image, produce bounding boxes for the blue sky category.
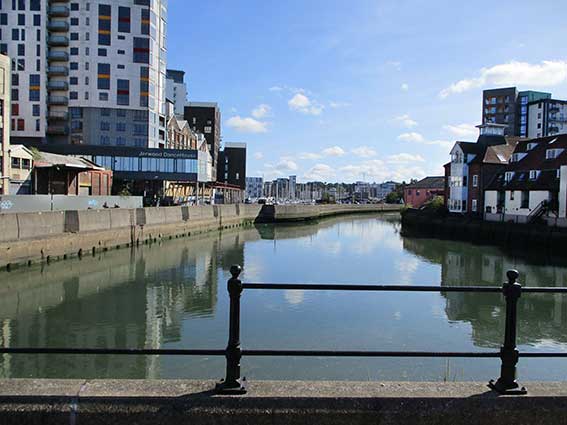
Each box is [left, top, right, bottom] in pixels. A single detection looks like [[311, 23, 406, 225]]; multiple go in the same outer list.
[[167, 0, 567, 183]]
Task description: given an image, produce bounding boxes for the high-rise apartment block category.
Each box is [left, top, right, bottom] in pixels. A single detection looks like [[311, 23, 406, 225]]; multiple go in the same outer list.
[[166, 69, 187, 118], [0, 0, 168, 148], [482, 87, 551, 137], [527, 99, 567, 139], [0, 53, 10, 194], [184, 102, 220, 179]]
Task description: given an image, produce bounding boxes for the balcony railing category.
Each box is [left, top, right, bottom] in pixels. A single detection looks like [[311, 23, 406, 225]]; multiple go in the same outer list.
[[47, 96, 68, 105], [47, 80, 69, 91], [48, 111, 69, 120], [48, 5, 70, 17], [46, 126, 69, 135], [47, 20, 69, 32], [48, 35, 69, 46], [2, 266, 567, 396], [47, 66, 68, 76], [48, 51, 69, 62]]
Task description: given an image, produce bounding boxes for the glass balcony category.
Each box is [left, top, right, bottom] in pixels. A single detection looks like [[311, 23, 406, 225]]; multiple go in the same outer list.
[[47, 80, 69, 91], [47, 20, 69, 32], [48, 51, 69, 62], [48, 111, 69, 120], [48, 66, 68, 76], [48, 35, 69, 46], [48, 5, 70, 17], [48, 96, 69, 105], [47, 126, 69, 135]]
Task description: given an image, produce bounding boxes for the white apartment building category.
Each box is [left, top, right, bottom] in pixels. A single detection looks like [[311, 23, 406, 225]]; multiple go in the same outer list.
[[245, 177, 263, 199], [528, 99, 567, 139], [0, 53, 10, 194], [166, 69, 187, 118], [0, 0, 167, 148]]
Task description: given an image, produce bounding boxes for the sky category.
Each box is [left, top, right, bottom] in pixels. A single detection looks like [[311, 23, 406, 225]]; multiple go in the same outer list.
[[167, 0, 567, 184]]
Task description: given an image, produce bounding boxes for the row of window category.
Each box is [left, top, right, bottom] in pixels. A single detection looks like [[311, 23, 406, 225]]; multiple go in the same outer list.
[[93, 156, 198, 174]]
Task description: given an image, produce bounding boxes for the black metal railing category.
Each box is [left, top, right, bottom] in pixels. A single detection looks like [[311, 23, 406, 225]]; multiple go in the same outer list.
[[2, 266, 567, 395]]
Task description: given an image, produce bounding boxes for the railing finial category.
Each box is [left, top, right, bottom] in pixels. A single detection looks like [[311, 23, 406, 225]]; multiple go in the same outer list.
[[230, 264, 242, 279], [506, 269, 519, 284]]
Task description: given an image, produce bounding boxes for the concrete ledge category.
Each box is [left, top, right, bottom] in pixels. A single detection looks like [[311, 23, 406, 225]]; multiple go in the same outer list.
[[1, 380, 567, 424]]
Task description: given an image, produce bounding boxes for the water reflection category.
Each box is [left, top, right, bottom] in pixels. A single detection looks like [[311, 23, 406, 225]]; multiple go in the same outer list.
[[0, 214, 566, 381]]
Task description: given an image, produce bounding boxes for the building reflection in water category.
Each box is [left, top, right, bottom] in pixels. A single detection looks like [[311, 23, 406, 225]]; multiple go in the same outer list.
[[403, 237, 567, 349], [0, 228, 261, 379]]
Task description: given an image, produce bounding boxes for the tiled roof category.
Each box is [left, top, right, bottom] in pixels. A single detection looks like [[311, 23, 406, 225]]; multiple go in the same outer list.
[[406, 176, 445, 189]]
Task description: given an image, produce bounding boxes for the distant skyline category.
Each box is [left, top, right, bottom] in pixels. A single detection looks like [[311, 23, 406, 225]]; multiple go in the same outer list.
[[167, 0, 567, 183]]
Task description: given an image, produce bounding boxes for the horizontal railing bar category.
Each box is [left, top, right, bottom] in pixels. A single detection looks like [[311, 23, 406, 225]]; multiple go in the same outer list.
[[0, 348, 225, 356], [243, 284, 567, 294], [242, 284, 502, 292], [519, 352, 567, 358], [242, 350, 500, 358]]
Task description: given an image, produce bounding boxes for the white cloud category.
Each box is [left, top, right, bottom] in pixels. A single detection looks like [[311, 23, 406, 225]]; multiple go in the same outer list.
[[304, 163, 335, 181], [269, 86, 284, 92], [339, 159, 427, 183], [329, 101, 351, 109], [322, 146, 345, 157], [387, 153, 425, 164], [397, 132, 425, 143], [226, 116, 268, 133], [386, 61, 402, 70], [352, 146, 377, 158], [401, 83, 409, 92], [398, 132, 453, 149], [263, 158, 299, 180], [440, 60, 567, 98], [299, 152, 323, 160], [251, 104, 271, 119], [443, 123, 478, 139], [395, 114, 418, 128], [288, 93, 324, 116], [253, 152, 264, 160], [274, 159, 298, 172]]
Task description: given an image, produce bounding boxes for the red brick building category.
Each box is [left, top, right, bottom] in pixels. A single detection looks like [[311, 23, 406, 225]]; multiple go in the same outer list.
[[404, 176, 445, 208]]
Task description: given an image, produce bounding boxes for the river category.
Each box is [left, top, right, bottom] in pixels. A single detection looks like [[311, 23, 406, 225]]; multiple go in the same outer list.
[[1, 213, 566, 382]]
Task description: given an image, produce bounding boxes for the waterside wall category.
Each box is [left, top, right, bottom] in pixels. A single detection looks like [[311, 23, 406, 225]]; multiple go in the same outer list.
[[0, 204, 400, 269]]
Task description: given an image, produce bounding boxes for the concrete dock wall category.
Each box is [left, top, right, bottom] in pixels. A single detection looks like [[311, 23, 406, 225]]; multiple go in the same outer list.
[[0, 204, 399, 269], [1, 379, 566, 425]]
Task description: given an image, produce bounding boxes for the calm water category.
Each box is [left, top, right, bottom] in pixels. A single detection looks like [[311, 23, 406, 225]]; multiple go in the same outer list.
[[1, 213, 567, 382]]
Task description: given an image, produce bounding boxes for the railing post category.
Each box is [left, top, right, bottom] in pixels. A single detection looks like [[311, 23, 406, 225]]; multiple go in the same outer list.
[[489, 270, 527, 395], [215, 265, 247, 394]]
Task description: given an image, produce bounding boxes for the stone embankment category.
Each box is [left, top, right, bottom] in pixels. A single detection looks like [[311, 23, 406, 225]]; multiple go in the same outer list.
[[0, 379, 566, 424], [401, 208, 567, 253], [0, 204, 400, 269]]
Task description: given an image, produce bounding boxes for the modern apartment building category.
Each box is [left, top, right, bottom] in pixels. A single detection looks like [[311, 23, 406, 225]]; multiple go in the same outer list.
[[184, 102, 220, 179], [527, 99, 567, 139], [165, 69, 187, 118], [0, 0, 168, 148], [482, 87, 551, 136], [245, 176, 263, 199], [0, 54, 10, 194], [217, 142, 246, 190]]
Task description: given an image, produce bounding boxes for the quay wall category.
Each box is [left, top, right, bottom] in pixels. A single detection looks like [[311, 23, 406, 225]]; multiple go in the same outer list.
[[0, 204, 399, 269], [401, 209, 567, 252], [1, 379, 567, 425]]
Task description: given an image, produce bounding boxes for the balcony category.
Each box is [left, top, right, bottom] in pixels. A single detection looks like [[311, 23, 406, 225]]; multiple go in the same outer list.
[[47, 80, 69, 91], [47, 20, 69, 32], [48, 51, 69, 62], [48, 111, 69, 120], [47, 126, 69, 135], [48, 35, 69, 46], [48, 96, 69, 105], [47, 66, 68, 76], [48, 5, 70, 17]]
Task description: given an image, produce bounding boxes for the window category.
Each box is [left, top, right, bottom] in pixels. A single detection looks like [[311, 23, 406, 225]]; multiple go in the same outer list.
[[18, 14, 24, 25], [70, 47, 79, 56], [33, 14, 40, 26], [70, 62, 79, 70], [70, 17, 79, 26], [32, 105, 40, 116], [118, 7, 131, 33], [30, 0, 40, 10], [101, 109, 110, 116], [99, 92, 108, 101], [505, 172, 514, 182], [546, 149, 563, 160], [117, 79, 129, 105], [510, 191, 515, 201], [463, 175, 468, 187], [133, 37, 149, 63], [71, 3, 79, 11], [98, 4, 111, 45], [116, 122, 126, 132], [11, 89, 18, 101], [472, 199, 477, 212], [70, 77, 78, 85], [529, 170, 540, 180], [100, 121, 110, 131], [17, 43, 24, 56], [70, 33, 79, 41], [97, 63, 110, 89], [22, 159, 31, 169], [70, 91, 78, 100], [12, 157, 21, 168], [17, 119, 24, 131], [98, 48, 107, 56], [0, 14, 7, 25], [141, 8, 150, 35], [521, 191, 529, 209], [472, 175, 478, 187]]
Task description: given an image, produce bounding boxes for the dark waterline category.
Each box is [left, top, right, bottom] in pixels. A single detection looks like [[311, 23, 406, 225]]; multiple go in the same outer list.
[[1, 213, 567, 382]]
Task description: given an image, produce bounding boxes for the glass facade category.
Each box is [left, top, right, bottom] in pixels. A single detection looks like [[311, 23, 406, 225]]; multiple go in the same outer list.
[[93, 155, 197, 174]]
